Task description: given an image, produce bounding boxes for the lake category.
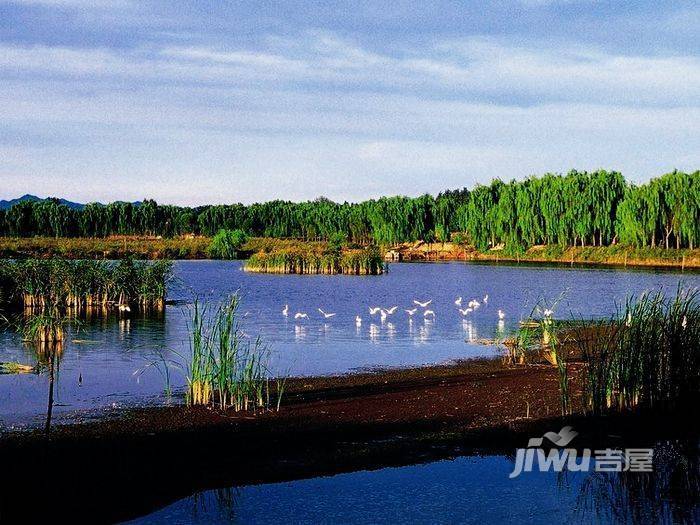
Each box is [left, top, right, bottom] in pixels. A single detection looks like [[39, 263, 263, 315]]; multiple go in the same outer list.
[[127, 438, 700, 524], [0, 261, 697, 428]]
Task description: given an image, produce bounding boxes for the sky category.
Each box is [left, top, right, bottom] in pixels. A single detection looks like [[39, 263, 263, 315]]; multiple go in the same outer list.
[[0, 1, 698, 206]]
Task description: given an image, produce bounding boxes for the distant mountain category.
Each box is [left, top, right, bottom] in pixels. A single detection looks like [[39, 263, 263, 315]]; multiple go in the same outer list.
[[0, 194, 85, 210]]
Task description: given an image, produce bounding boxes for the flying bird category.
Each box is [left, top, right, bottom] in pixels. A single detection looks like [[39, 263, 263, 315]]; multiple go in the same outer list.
[[318, 308, 336, 319], [369, 307, 382, 315], [458, 308, 472, 316], [384, 306, 398, 314], [404, 308, 418, 316], [424, 310, 435, 318], [294, 312, 308, 320], [282, 304, 289, 317], [483, 294, 489, 303], [455, 297, 462, 306], [414, 299, 432, 308]]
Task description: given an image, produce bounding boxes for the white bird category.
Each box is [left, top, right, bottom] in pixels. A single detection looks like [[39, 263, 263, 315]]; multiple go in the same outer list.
[[369, 307, 382, 315], [472, 300, 480, 310], [355, 315, 362, 327], [294, 312, 308, 319], [543, 308, 554, 318], [405, 308, 418, 316], [682, 315, 687, 330], [384, 306, 398, 314], [455, 296, 462, 306], [483, 294, 489, 303], [282, 304, 289, 317], [318, 308, 336, 319], [118, 304, 131, 312], [380, 309, 388, 322], [424, 309, 435, 318], [414, 299, 432, 307], [458, 308, 472, 316], [498, 309, 505, 320]]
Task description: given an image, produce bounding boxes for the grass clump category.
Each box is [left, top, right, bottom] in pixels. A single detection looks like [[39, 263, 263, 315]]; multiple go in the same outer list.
[[186, 294, 283, 412], [0, 258, 172, 311], [574, 286, 699, 415], [245, 242, 384, 275]]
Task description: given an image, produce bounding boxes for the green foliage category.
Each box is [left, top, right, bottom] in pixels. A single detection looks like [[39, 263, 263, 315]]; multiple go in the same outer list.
[[186, 294, 282, 412], [574, 286, 700, 415], [0, 258, 172, 310], [208, 229, 248, 259], [245, 242, 383, 275], [0, 171, 697, 250]]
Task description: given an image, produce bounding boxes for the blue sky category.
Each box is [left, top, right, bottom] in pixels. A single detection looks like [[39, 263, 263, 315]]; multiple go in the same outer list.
[[1, 1, 698, 205]]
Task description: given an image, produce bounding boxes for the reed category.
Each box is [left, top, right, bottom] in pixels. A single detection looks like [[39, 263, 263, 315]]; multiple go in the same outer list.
[[185, 294, 282, 412], [21, 310, 67, 343], [245, 244, 384, 275], [0, 258, 172, 312], [573, 286, 699, 415]]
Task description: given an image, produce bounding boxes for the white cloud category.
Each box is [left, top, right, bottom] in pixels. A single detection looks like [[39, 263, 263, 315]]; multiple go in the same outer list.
[[0, 31, 698, 203], [1, 34, 698, 107], [1, 0, 131, 7]]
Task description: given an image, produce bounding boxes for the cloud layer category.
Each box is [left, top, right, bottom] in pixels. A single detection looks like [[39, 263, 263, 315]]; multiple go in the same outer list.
[[0, 1, 698, 204]]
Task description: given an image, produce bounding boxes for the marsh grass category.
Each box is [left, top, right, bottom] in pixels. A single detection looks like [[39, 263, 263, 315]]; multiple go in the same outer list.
[[245, 243, 384, 275], [185, 294, 282, 412], [21, 310, 68, 343], [511, 293, 571, 415], [0, 258, 172, 312], [573, 285, 699, 415]]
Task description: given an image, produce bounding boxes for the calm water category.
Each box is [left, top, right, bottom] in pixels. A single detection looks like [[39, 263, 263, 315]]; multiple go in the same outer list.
[[0, 261, 697, 427], [128, 439, 700, 524]]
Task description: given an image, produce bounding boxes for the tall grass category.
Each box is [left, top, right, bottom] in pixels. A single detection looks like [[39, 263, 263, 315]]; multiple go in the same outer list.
[[21, 309, 67, 343], [510, 294, 571, 415], [245, 244, 384, 275], [0, 258, 172, 311], [185, 294, 283, 412], [574, 286, 699, 415]]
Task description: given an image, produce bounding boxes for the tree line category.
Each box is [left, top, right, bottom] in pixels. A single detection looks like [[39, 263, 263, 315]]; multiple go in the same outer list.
[[1, 170, 697, 250]]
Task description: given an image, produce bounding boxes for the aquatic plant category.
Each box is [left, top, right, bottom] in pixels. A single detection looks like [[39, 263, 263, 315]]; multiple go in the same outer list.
[[0, 258, 172, 311], [185, 294, 282, 412], [574, 286, 699, 415], [245, 243, 383, 275], [512, 294, 571, 415], [21, 310, 68, 343]]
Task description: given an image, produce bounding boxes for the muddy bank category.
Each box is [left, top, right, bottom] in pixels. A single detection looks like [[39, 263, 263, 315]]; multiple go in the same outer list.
[[388, 242, 700, 270], [0, 360, 694, 523]]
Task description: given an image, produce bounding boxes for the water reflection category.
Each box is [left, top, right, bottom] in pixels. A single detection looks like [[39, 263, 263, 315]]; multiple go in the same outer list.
[[128, 438, 700, 524], [576, 440, 700, 523], [1, 260, 698, 426]]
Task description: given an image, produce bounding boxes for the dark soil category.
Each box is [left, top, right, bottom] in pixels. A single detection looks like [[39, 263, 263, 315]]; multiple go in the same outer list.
[[0, 359, 688, 523]]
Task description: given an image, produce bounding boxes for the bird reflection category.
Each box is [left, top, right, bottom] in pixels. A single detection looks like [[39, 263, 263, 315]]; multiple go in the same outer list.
[[462, 319, 477, 343], [294, 324, 307, 341], [119, 318, 131, 338], [369, 323, 380, 342], [497, 319, 505, 335]]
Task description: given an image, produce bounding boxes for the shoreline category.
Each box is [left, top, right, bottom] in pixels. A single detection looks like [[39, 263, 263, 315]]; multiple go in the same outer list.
[[0, 359, 695, 522], [0, 236, 698, 270]]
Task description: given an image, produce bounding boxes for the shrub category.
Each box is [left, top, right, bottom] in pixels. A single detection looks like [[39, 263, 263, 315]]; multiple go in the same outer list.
[[208, 229, 248, 259]]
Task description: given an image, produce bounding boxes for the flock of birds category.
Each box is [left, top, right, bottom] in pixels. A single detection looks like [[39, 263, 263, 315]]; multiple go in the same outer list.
[[281, 295, 506, 326]]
